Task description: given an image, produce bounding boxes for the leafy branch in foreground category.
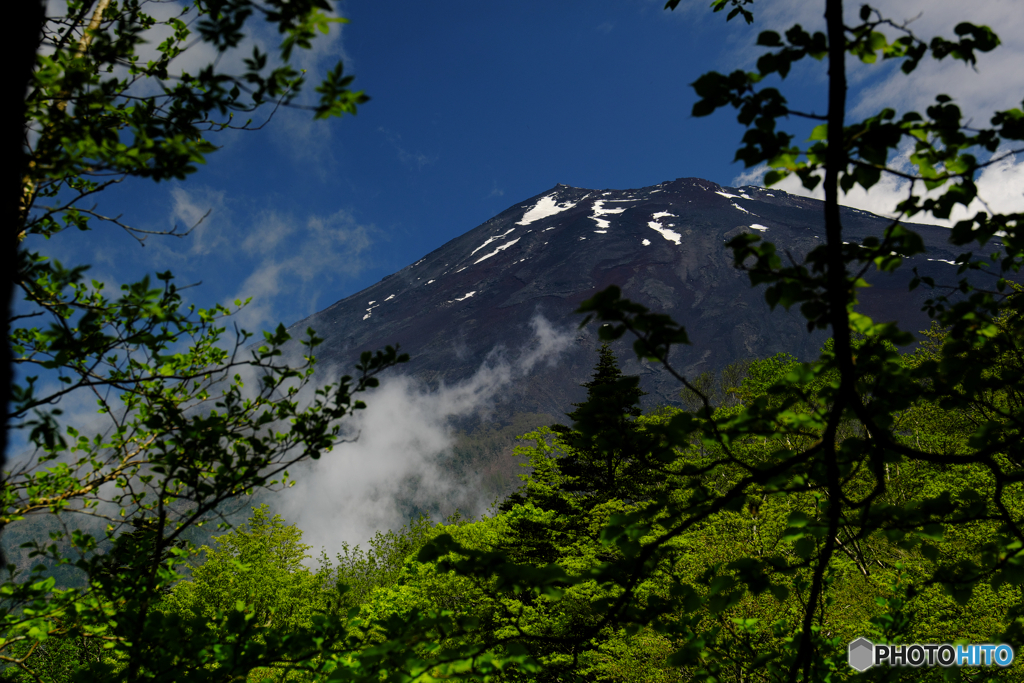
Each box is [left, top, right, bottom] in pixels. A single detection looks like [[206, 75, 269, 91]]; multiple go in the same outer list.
[[566, 0, 1024, 679], [3, 0, 407, 680]]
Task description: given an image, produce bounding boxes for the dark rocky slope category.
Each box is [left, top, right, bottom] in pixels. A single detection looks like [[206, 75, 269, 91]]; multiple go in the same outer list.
[[294, 177, 967, 417]]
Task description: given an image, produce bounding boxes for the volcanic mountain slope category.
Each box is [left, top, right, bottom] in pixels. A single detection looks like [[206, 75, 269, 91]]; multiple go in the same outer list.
[[293, 177, 965, 416]]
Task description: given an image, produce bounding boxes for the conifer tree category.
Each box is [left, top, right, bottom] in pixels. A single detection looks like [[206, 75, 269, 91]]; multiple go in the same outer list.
[[499, 345, 655, 567], [553, 344, 653, 505]]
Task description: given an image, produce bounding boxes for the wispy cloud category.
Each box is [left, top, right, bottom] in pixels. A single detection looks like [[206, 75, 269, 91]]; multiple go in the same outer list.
[[170, 186, 229, 257], [379, 127, 436, 170], [731, 166, 768, 189], [158, 186, 376, 331], [276, 314, 573, 553], [732, 147, 1024, 228], [229, 208, 374, 332], [848, 1, 1024, 123]]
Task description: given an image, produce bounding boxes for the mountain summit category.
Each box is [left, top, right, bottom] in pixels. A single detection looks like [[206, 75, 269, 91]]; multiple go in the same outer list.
[[294, 177, 961, 415]]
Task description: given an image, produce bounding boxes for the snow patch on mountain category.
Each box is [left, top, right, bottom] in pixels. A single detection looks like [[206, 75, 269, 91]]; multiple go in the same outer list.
[[363, 300, 380, 321], [750, 224, 769, 232], [517, 194, 579, 226], [717, 190, 755, 201], [474, 237, 521, 264], [590, 199, 628, 229], [470, 227, 516, 257], [450, 291, 477, 302], [648, 214, 682, 245]]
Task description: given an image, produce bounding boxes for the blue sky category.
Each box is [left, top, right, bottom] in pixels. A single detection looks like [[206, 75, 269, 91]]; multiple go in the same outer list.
[[41, 0, 1024, 336]]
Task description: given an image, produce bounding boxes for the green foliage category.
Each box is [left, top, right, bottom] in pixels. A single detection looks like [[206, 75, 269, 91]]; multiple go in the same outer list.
[[5, 0, 406, 680], [563, 0, 1024, 678], [164, 505, 330, 631], [678, 357, 756, 412], [157, 505, 344, 682], [0, 614, 105, 683], [312, 0, 1024, 677], [554, 345, 652, 502], [339, 339, 1023, 681], [332, 515, 437, 613], [9, 0, 1024, 680], [509, 345, 656, 511]]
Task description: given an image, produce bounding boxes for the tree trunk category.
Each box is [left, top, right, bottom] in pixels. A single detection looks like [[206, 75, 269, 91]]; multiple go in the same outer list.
[[6, 0, 47, 562]]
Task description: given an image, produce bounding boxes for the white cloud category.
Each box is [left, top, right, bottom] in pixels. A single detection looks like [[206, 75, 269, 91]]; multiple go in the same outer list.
[[732, 148, 1024, 228], [731, 166, 768, 189], [702, 1, 1023, 153], [157, 186, 376, 332], [276, 314, 573, 554], [721, 1, 1024, 228], [169, 186, 228, 257], [848, 1, 1024, 123], [519, 314, 575, 370], [229, 208, 374, 332]]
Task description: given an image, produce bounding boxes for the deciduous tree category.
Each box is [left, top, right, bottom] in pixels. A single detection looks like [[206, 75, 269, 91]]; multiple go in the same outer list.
[[3, 1, 405, 679], [572, 0, 1024, 677]]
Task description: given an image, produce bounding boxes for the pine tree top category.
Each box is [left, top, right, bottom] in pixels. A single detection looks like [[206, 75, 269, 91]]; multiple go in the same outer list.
[[565, 344, 645, 425]]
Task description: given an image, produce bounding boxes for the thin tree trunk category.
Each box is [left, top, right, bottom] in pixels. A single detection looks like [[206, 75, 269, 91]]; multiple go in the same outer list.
[[6, 0, 47, 564], [793, 0, 850, 679], [21, 0, 112, 223]]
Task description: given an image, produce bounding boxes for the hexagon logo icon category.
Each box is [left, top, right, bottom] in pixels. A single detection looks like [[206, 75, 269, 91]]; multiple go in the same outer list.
[[848, 638, 874, 672]]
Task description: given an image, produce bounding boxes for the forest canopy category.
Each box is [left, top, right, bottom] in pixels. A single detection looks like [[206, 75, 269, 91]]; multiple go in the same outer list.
[[10, 336, 1019, 681]]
